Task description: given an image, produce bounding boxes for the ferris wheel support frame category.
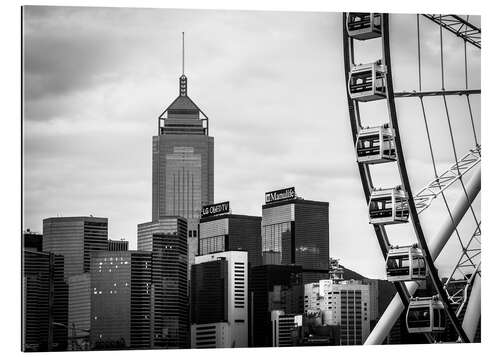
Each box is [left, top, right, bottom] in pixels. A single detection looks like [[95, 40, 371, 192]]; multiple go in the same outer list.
[[462, 274, 481, 342], [364, 167, 480, 344]]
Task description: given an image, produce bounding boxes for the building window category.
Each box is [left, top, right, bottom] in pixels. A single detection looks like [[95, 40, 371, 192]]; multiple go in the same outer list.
[[199, 235, 225, 255]]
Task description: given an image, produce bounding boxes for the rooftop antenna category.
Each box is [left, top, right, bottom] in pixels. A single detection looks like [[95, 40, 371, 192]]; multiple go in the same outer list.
[[182, 32, 185, 75]]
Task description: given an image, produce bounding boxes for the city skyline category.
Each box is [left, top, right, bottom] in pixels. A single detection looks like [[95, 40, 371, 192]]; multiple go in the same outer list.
[[23, 6, 480, 280]]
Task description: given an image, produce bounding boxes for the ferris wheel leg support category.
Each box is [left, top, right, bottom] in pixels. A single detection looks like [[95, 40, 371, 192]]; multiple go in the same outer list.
[[365, 167, 481, 345], [462, 275, 481, 342]]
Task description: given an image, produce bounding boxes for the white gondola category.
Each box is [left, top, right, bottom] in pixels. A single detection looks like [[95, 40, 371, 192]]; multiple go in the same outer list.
[[368, 187, 409, 225], [348, 62, 387, 102], [386, 246, 426, 282], [406, 297, 446, 334], [346, 13, 382, 40], [356, 124, 396, 164]]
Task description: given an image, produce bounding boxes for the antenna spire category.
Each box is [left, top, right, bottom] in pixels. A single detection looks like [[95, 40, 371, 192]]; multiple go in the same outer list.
[[179, 32, 187, 96], [182, 32, 185, 75]]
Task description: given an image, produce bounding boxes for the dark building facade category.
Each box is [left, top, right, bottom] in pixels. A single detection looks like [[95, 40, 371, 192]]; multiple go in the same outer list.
[[90, 250, 153, 350], [152, 70, 214, 275], [137, 217, 189, 349], [262, 197, 329, 284], [107, 239, 129, 251], [43, 216, 108, 279], [249, 265, 303, 347], [23, 230, 43, 252], [23, 250, 68, 351], [191, 259, 228, 325], [199, 214, 262, 267]]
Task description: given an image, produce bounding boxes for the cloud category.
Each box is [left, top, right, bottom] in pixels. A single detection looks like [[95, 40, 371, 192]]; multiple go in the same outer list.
[[22, 7, 480, 277]]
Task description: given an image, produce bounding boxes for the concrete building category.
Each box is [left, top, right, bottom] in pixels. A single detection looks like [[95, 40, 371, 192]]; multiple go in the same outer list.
[[152, 68, 214, 275], [43, 216, 108, 279], [90, 250, 153, 350], [262, 187, 330, 284], [249, 265, 303, 347], [271, 310, 302, 347], [137, 217, 189, 349], [190, 251, 248, 348], [199, 211, 262, 267], [23, 250, 68, 351], [304, 279, 370, 345]]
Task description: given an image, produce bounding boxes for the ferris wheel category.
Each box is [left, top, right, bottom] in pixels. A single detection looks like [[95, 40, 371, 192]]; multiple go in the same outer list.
[[342, 13, 481, 344]]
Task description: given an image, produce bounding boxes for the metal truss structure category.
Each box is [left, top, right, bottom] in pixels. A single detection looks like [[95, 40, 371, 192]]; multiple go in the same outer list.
[[414, 147, 481, 214], [423, 15, 481, 49]]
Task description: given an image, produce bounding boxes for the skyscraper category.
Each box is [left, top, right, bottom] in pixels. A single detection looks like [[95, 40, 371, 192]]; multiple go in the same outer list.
[[68, 273, 91, 350], [199, 204, 262, 267], [90, 250, 153, 350], [137, 217, 189, 348], [304, 279, 370, 345], [190, 251, 248, 348], [261, 187, 330, 284], [42, 216, 108, 279], [152, 38, 214, 272], [23, 250, 68, 351]]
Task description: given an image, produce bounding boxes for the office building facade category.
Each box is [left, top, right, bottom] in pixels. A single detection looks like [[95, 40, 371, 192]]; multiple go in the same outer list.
[[23, 229, 43, 252], [43, 216, 108, 279], [199, 213, 262, 267], [249, 264, 303, 347], [23, 250, 68, 351], [90, 250, 153, 349], [137, 217, 189, 348], [152, 72, 214, 274], [304, 279, 370, 345], [191, 251, 248, 348], [108, 239, 129, 251], [271, 310, 302, 347], [68, 273, 91, 350], [262, 189, 329, 284]]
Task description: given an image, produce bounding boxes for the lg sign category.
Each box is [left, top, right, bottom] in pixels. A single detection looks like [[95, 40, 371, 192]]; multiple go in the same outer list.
[[265, 187, 296, 204], [201, 201, 230, 218]]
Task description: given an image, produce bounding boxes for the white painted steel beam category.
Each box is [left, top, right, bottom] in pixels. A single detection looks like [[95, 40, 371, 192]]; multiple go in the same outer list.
[[365, 167, 480, 345]]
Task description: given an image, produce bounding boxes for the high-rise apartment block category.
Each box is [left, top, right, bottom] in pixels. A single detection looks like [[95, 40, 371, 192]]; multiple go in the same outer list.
[[190, 251, 248, 348], [43, 216, 108, 279], [304, 279, 370, 345]]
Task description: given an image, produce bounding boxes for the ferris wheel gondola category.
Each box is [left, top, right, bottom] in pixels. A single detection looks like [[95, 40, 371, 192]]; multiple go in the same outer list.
[[406, 297, 446, 334], [346, 12, 382, 40], [386, 246, 426, 282]]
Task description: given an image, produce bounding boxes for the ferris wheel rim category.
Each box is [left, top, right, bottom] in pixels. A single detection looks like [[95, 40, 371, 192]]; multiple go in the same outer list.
[[343, 12, 478, 343]]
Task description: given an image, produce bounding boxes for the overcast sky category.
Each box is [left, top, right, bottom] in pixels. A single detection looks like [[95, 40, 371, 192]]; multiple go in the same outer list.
[[22, 6, 481, 279]]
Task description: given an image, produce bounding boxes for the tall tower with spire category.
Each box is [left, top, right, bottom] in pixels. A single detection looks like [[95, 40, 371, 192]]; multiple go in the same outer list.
[[151, 33, 214, 273]]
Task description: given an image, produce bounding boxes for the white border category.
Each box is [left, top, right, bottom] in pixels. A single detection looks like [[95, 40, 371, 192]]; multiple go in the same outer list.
[[2, 1, 496, 356]]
